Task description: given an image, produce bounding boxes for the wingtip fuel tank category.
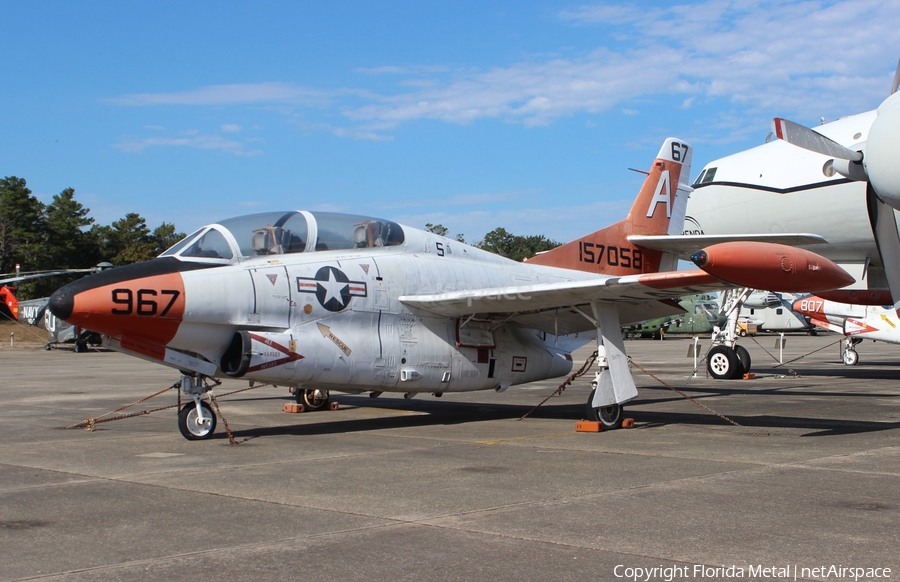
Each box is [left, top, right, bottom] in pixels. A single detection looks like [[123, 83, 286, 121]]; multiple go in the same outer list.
[[690, 242, 854, 293]]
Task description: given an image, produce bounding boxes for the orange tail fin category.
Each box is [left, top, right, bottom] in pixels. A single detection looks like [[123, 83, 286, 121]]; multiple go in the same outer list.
[[527, 138, 692, 275]]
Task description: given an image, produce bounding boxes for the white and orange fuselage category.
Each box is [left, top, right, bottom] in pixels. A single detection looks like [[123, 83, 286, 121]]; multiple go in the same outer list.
[[49, 138, 853, 401]]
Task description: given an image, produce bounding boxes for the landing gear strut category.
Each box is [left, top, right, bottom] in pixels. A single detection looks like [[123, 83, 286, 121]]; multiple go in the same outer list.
[[177, 374, 217, 440], [705, 288, 755, 379]]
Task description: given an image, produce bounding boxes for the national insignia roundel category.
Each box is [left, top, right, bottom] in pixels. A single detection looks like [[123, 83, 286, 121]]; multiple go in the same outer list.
[[296, 266, 367, 312]]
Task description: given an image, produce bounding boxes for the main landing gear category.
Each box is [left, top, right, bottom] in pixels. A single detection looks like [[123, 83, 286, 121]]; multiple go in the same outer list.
[[706, 344, 752, 379], [294, 387, 330, 410], [585, 388, 624, 429], [177, 374, 217, 440]]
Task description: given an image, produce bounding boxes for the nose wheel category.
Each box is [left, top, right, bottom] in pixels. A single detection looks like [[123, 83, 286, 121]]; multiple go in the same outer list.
[[178, 400, 217, 440]]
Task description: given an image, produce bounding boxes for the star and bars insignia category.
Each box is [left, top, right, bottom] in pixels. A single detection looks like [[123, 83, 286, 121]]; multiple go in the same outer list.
[[296, 266, 367, 312]]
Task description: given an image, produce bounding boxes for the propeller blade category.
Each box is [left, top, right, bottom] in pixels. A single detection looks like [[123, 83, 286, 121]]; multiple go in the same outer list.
[[866, 184, 900, 303], [891, 57, 900, 95], [772, 117, 863, 162]]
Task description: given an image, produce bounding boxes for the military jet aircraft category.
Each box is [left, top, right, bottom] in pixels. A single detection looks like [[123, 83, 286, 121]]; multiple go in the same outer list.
[[48, 138, 851, 440], [791, 295, 900, 365]]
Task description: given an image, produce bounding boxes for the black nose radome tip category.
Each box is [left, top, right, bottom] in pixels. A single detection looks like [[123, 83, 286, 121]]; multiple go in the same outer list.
[[49, 287, 74, 321]]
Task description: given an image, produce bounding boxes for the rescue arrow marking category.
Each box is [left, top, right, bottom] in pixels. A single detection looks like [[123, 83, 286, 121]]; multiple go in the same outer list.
[[317, 322, 352, 356], [881, 314, 897, 329]]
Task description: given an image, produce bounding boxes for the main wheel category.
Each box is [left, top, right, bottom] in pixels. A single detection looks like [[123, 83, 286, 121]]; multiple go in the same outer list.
[[707, 345, 740, 380], [843, 349, 859, 366], [585, 388, 624, 429], [734, 344, 751, 377], [178, 401, 217, 440], [300, 388, 330, 410]]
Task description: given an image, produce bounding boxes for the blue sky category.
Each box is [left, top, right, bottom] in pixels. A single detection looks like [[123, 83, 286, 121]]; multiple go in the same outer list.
[[4, 0, 899, 243]]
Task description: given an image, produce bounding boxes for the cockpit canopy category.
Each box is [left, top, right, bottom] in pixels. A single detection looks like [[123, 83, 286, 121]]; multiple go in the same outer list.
[[160, 211, 405, 263]]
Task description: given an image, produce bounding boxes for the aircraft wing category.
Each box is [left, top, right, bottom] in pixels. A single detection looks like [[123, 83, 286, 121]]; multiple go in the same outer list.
[[399, 269, 734, 335], [628, 233, 827, 258]]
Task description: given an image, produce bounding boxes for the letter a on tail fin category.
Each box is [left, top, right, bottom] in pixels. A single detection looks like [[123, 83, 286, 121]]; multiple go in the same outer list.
[[527, 138, 692, 275]]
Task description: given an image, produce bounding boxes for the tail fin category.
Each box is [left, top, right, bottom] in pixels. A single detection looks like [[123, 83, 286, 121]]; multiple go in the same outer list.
[[526, 138, 692, 275]]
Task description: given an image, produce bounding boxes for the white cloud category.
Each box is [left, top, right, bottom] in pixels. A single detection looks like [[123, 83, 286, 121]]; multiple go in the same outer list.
[[338, 1, 900, 133], [114, 131, 263, 156], [111, 82, 333, 107], [109, 1, 900, 140]]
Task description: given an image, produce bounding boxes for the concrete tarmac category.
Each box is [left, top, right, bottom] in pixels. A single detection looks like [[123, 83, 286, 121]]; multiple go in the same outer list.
[[0, 334, 898, 581]]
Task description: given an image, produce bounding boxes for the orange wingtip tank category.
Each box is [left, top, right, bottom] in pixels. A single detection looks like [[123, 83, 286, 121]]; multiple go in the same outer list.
[[690, 242, 854, 293]]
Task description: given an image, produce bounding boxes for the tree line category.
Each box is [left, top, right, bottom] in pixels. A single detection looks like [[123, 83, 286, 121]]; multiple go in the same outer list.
[[1, 175, 560, 300], [1, 176, 183, 298], [424, 223, 560, 262]]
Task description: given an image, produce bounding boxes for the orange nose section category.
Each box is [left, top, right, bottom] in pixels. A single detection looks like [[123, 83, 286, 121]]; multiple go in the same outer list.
[[69, 272, 186, 344], [50, 259, 192, 345]]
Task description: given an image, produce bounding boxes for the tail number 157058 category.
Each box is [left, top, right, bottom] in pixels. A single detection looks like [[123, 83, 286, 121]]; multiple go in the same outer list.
[[578, 242, 642, 269]]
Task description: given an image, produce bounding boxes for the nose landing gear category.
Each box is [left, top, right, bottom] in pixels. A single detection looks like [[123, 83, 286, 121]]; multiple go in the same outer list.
[[177, 374, 217, 440]]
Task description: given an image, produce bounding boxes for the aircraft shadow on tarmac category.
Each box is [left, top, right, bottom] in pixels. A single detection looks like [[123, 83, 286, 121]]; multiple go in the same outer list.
[[222, 384, 900, 442]]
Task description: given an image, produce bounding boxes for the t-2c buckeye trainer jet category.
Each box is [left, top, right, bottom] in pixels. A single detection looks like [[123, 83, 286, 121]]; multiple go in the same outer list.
[[48, 138, 852, 440]]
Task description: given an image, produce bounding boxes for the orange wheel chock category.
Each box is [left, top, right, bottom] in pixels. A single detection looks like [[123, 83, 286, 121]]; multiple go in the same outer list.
[[283, 403, 305, 413], [622, 418, 635, 429], [575, 420, 602, 432], [329, 401, 340, 411]]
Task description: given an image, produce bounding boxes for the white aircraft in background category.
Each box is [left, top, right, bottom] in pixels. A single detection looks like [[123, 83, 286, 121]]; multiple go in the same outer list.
[[739, 290, 812, 334], [686, 111, 882, 291], [791, 295, 900, 365], [684, 59, 900, 373], [770, 61, 900, 304], [47, 139, 851, 440]]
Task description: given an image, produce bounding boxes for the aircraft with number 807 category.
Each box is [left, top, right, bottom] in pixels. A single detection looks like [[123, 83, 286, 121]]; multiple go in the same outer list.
[[48, 138, 853, 440]]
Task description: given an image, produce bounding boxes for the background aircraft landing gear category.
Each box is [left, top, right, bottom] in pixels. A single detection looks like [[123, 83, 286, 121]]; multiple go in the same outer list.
[[294, 388, 330, 410], [734, 344, 751, 376], [706, 288, 756, 379], [842, 338, 861, 366], [585, 388, 624, 429], [707, 345, 742, 379]]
